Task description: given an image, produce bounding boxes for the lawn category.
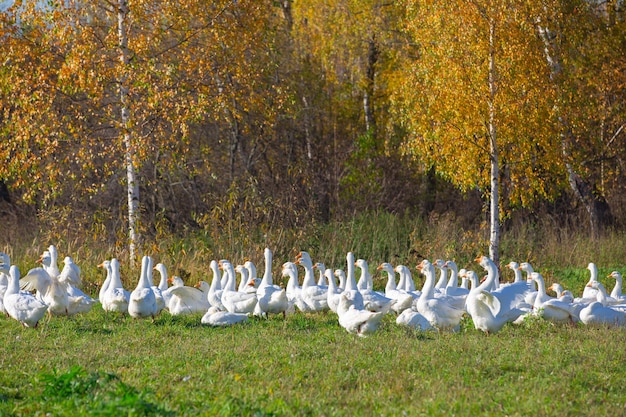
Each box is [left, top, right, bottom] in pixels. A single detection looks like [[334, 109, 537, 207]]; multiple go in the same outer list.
[[1, 304, 625, 416]]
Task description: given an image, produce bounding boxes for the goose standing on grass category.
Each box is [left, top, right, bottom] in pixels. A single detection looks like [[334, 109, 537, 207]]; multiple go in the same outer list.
[[442, 261, 469, 297], [607, 271, 626, 303], [295, 252, 329, 312], [355, 258, 395, 313], [465, 256, 531, 334], [101, 258, 130, 314], [207, 260, 225, 311], [59, 256, 96, 314], [415, 259, 465, 332], [20, 251, 71, 316], [254, 248, 288, 318], [128, 255, 158, 320], [378, 262, 413, 314], [395, 265, 420, 297], [283, 261, 308, 312], [220, 260, 257, 314], [336, 291, 388, 337], [343, 253, 365, 311], [325, 268, 343, 313], [334, 269, 346, 291], [531, 272, 578, 323], [4, 265, 48, 328], [201, 305, 249, 326]]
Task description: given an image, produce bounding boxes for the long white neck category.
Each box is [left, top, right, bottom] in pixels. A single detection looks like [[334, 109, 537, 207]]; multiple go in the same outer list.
[[284, 267, 299, 291], [6, 265, 20, 296], [435, 265, 448, 289], [223, 263, 237, 291], [300, 260, 316, 288], [611, 273, 623, 298], [475, 258, 497, 293], [209, 261, 222, 292], [99, 262, 111, 300], [326, 269, 337, 293], [155, 263, 169, 290], [137, 256, 151, 289], [595, 283, 609, 305], [383, 265, 397, 292], [418, 262, 436, 301], [261, 248, 273, 287], [403, 266, 416, 292], [109, 259, 124, 290], [345, 253, 358, 292], [446, 265, 458, 288]]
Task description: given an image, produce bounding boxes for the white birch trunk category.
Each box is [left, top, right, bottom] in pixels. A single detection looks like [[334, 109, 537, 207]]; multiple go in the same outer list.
[[487, 16, 500, 266], [118, 0, 140, 265]]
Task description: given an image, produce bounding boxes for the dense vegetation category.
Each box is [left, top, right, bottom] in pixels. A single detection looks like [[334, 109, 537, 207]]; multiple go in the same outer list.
[[1, 0, 625, 262]]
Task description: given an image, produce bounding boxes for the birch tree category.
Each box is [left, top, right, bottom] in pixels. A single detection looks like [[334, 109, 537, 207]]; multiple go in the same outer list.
[[394, 0, 561, 264]]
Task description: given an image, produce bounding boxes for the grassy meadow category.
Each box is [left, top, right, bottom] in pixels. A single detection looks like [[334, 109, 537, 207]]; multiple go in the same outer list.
[[2, 211, 626, 416]]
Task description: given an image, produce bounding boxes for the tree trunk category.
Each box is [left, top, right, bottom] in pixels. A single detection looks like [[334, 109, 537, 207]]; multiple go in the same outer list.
[[487, 17, 500, 265], [363, 37, 378, 136], [118, 0, 140, 265]]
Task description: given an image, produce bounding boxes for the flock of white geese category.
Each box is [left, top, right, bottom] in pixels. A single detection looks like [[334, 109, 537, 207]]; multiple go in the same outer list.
[[1, 245, 626, 336]]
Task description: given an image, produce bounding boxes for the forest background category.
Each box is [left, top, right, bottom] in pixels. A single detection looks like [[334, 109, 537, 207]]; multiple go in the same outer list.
[[0, 0, 625, 270]]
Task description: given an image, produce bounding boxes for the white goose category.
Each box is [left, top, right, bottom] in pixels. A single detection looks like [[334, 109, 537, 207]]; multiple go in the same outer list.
[[254, 248, 288, 318], [207, 260, 225, 311], [378, 262, 414, 314], [101, 258, 130, 314], [395, 265, 420, 297], [607, 271, 626, 303], [518, 262, 539, 306], [283, 261, 309, 312], [504, 262, 523, 283], [59, 256, 96, 314], [295, 252, 329, 312], [220, 260, 257, 314], [579, 281, 626, 327], [581, 262, 600, 300], [355, 258, 395, 313], [415, 259, 465, 332], [167, 275, 210, 316], [313, 262, 328, 286], [336, 291, 388, 337], [343, 253, 365, 311], [395, 307, 433, 331], [152, 262, 170, 313], [201, 306, 249, 326], [442, 261, 469, 297], [20, 251, 71, 316], [434, 259, 448, 290], [4, 265, 48, 328], [128, 255, 158, 319], [531, 272, 578, 323], [325, 268, 343, 314], [465, 256, 532, 334]]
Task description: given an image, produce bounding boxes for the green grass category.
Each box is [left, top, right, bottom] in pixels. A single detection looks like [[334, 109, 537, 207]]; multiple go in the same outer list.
[[1, 306, 626, 416], [3, 211, 626, 415]]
